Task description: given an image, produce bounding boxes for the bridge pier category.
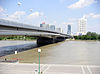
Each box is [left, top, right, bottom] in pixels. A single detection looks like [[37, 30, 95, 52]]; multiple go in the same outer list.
[[37, 37, 55, 46], [55, 37, 66, 42], [37, 37, 66, 46]]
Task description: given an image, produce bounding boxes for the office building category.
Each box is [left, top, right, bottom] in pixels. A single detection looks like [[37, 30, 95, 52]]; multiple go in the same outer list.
[[67, 24, 71, 35], [50, 25, 55, 31], [78, 16, 87, 35]]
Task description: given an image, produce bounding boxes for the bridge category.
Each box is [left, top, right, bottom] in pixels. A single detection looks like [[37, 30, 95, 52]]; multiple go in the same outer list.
[[0, 19, 71, 45]]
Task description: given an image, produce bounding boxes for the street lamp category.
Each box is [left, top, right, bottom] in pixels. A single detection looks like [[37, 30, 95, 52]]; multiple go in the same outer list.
[[38, 49, 41, 74]]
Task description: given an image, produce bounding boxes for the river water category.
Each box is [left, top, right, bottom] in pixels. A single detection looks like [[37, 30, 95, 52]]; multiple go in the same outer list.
[[39, 40, 100, 65], [0, 40, 37, 56], [0, 40, 100, 65]]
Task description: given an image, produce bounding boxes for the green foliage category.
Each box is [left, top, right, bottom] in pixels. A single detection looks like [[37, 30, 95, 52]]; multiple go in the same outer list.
[[74, 32, 100, 40], [0, 36, 36, 40]]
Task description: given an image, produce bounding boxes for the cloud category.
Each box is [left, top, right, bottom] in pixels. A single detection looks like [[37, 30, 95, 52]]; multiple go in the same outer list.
[[68, 0, 95, 8], [27, 12, 44, 19], [6, 11, 43, 21], [3, 11, 44, 26], [6, 11, 26, 21], [92, 14, 100, 18], [85, 13, 100, 18], [0, 7, 4, 12]]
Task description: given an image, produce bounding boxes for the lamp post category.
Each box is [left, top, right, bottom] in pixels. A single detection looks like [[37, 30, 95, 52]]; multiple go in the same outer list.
[[38, 49, 41, 74]]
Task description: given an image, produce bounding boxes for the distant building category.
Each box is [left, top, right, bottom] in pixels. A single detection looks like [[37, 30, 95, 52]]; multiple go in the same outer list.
[[40, 22, 50, 29], [56, 28, 63, 33], [50, 25, 55, 31], [40, 24, 44, 27], [67, 24, 71, 35], [78, 16, 87, 35], [44, 24, 49, 29]]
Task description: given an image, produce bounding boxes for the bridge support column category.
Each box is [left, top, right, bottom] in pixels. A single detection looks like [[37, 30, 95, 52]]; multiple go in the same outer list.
[[55, 37, 66, 42], [37, 37, 55, 46]]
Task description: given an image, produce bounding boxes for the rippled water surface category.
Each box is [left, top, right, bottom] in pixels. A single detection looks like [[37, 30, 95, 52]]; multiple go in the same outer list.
[[0, 40, 37, 56]]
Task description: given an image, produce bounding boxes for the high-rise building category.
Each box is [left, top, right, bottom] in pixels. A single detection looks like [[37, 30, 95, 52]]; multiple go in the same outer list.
[[78, 16, 87, 35], [50, 25, 55, 31], [67, 24, 71, 35]]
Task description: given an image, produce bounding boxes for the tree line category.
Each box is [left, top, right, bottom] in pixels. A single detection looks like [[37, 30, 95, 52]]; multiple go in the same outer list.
[[0, 36, 36, 40], [74, 32, 100, 40]]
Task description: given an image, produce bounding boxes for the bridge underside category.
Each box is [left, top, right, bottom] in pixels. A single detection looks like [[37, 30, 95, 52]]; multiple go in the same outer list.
[[37, 37, 66, 46]]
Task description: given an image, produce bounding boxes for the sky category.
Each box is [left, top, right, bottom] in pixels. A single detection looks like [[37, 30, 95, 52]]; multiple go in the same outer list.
[[0, 0, 100, 34]]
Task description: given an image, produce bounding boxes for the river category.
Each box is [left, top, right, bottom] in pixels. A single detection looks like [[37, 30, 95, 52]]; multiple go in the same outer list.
[[0, 40, 37, 56], [0, 40, 100, 65]]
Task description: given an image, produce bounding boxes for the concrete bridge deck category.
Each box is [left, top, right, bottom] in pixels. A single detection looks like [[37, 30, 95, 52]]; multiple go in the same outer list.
[[0, 63, 100, 74]]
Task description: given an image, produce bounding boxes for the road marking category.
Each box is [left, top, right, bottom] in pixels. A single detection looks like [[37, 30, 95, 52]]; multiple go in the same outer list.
[[81, 66, 86, 74], [87, 66, 92, 74], [43, 65, 51, 74], [41, 64, 48, 72]]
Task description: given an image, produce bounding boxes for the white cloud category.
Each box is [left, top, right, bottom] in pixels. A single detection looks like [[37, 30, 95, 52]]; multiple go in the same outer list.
[[68, 0, 95, 8], [3, 11, 44, 26], [0, 7, 4, 12], [6, 11, 26, 21], [27, 12, 43, 19], [85, 13, 100, 18], [6, 11, 43, 21], [92, 14, 100, 18]]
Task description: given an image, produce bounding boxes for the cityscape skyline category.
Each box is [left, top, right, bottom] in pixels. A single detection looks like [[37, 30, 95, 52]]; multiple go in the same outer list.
[[0, 0, 100, 34]]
